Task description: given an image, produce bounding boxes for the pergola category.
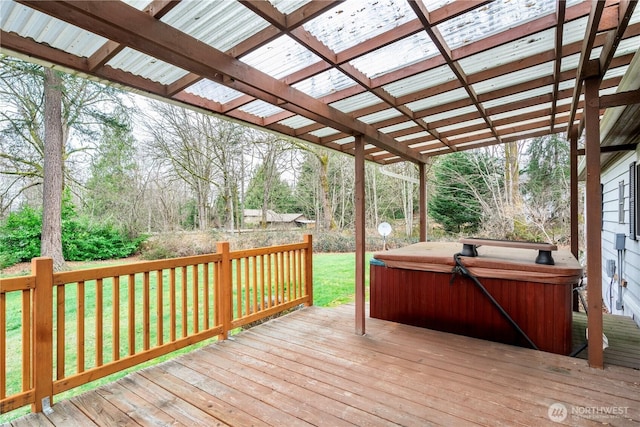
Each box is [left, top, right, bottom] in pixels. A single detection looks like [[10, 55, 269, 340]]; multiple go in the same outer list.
[[2, 0, 640, 369]]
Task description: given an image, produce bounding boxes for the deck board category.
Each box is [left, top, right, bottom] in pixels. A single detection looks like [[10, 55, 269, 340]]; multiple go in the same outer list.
[[9, 304, 640, 426], [572, 311, 640, 370]]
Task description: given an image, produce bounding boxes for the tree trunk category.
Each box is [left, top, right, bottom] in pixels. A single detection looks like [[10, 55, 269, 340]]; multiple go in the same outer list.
[[318, 153, 335, 230], [42, 68, 66, 270]]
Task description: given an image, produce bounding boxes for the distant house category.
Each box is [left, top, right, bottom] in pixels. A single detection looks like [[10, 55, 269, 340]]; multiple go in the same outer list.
[[243, 209, 315, 228]]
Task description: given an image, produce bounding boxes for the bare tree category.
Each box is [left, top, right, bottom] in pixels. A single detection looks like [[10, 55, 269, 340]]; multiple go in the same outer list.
[[143, 103, 247, 231]]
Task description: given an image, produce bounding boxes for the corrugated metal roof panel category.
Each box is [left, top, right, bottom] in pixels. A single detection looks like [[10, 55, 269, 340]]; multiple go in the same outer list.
[[241, 35, 320, 79], [161, 1, 269, 52], [293, 68, 357, 99], [238, 100, 285, 118], [330, 92, 381, 113], [334, 136, 355, 145], [458, 28, 554, 75], [349, 33, 438, 79], [184, 79, 245, 104], [496, 115, 551, 132], [438, 0, 555, 50], [304, 0, 415, 52], [0, 2, 107, 57], [472, 62, 554, 94], [406, 87, 468, 112], [107, 48, 189, 84], [383, 65, 457, 97]]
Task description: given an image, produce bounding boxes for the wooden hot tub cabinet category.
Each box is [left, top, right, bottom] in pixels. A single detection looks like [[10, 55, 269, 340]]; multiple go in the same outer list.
[[370, 242, 583, 355]]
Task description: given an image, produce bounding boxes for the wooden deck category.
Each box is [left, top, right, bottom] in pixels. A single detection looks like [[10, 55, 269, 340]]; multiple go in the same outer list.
[[8, 304, 640, 426], [573, 311, 640, 370]]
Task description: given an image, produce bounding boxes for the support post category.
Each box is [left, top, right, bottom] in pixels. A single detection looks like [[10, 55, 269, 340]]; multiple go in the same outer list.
[[32, 257, 53, 413], [216, 242, 232, 340], [303, 234, 313, 306], [570, 130, 580, 311], [419, 162, 427, 242], [584, 77, 604, 369], [355, 135, 366, 335]]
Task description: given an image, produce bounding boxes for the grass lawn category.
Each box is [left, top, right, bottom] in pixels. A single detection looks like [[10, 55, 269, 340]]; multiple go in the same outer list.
[[0, 251, 371, 423]]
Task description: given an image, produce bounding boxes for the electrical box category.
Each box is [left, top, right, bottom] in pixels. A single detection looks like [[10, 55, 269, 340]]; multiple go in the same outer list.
[[606, 259, 616, 277], [615, 233, 626, 250]]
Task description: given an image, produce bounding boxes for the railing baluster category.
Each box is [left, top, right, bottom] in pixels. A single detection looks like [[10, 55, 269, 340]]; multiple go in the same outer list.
[[22, 289, 31, 392], [96, 278, 103, 367], [203, 263, 209, 329], [192, 264, 199, 334], [259, 255, 265, 311], [252, 256, 257, 314], [279, 252, 285, 304], [157, 270, 163, 347], [143, 272, 150, 351], [170, 268, 176, 342], [181, 266, 187, 338], [0, 292, 5, 399], [112, 277, 120, 362], [235, 260, 241, 318], [56, 285, 65, 380], [77, 281, 85, 373], [128, 274, 135, 356], [267, 254, 272, 308], [244, 258, 250, 317]]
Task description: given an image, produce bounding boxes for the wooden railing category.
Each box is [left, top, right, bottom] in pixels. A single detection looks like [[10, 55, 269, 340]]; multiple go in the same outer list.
[[0, 236, 312, 415]]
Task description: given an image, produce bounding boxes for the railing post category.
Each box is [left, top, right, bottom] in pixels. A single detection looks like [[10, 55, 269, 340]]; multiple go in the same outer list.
[[304, 234, 313, 307], [216, 242, 232, 340], [31, 257, 53, 413]]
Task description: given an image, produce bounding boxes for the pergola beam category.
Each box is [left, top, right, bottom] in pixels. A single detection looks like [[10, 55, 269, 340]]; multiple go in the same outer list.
[[19, 0, 426, 164]]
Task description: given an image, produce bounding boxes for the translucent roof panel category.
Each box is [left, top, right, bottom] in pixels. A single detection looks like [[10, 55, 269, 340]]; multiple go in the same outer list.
[[437, 118, 486, 134], [162, 1, 269, 52], [334, 136, 355, 145], [603, 65, 630, 81], [406, 87, 469, 112], [303, 0, 415, 52], [490, 102, 552, 122], [437, 0, 556, 50], [330, 92, 382, 114], [270, 0, 311, 15], [278, 115, 316, 129], [496, 116, 551, 132], [562, 16, 588, 46], [482, 85, 553, 110], [472, 62, 554, 94], [0, 2, 107, 57], [359, 109, 403, 125], [240, 35, 321, 80], [458, 28, 554, 76], [293, 69, 357, 99], [238, 100, 285, 118], [184, 79, 245, 104], [310, 127, 340, 138], [379, 121, 416, 134], [422, 105, 479, 124], [383, 65, 458, 98], [120, 0, 149, 11], [615, 35, 640, 58], [397, 131, 430, 142], [561, 53, 580, 73], [107, 48, 190, 85], [349, 33, 438, 79]]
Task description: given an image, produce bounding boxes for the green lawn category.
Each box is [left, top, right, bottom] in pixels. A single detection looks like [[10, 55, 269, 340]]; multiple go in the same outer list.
[[0, 252, 370, 423]]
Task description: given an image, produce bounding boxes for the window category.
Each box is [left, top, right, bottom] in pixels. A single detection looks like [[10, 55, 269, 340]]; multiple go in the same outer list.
[[619, 181, 625, 224]]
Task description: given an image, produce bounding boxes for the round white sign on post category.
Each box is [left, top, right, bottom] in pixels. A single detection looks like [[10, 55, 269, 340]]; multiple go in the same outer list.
[[378, 222, 392, 250], [377, 222, 392, 237]]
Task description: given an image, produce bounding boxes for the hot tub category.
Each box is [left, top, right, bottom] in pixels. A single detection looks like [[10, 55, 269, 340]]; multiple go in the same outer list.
[[370, 241, 583, 355]]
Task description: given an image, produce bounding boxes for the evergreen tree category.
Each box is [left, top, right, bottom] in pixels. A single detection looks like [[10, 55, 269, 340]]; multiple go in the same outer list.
[[244, 164, 297, 213], [428, 151, 487, 233]]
